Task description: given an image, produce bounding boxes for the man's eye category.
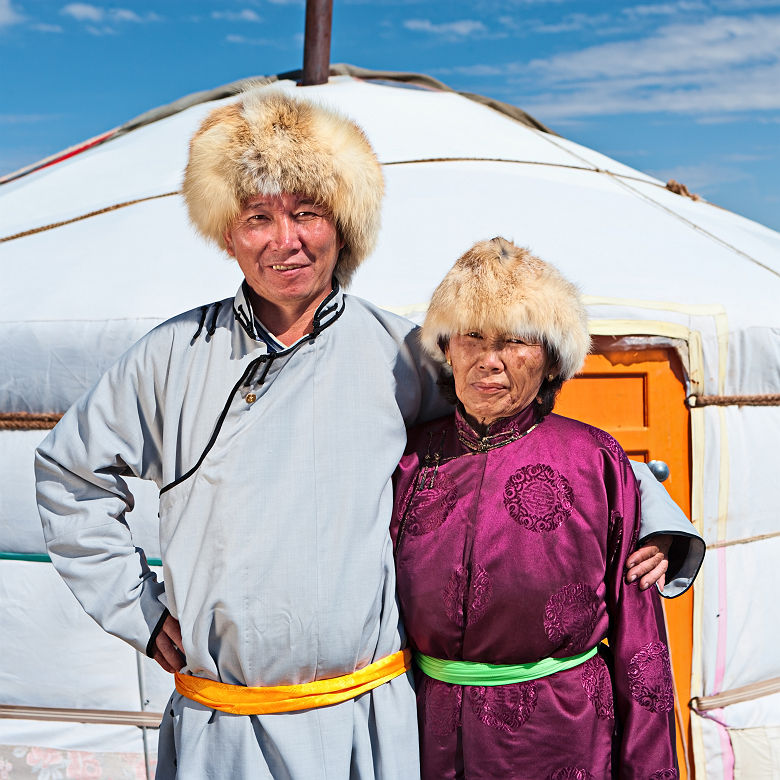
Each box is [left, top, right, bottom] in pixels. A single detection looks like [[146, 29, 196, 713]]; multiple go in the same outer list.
[[465, 332, 483, 340], [247, 214, 269, 221], [296, 210, 320, 219]]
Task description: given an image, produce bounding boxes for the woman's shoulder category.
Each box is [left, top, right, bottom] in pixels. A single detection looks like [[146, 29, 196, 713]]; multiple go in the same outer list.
[[403, 414, 456, 456], [545, 413, 630, 466]]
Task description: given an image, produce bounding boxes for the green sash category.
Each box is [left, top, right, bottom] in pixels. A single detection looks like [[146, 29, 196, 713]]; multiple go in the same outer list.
[[415, 646, 598, 686]]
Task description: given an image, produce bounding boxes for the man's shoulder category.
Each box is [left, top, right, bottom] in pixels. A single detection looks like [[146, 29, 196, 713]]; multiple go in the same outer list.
[[343, 294, 419, 335]]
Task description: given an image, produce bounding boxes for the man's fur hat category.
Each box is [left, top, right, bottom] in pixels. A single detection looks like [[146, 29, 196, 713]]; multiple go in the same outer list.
[[182, 89, 384, 286], [421, 237, 590, 381]]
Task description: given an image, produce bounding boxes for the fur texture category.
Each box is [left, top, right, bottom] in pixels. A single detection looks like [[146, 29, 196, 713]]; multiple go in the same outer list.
[[421, 237, 590, 380], [182, 89, 384, 286]]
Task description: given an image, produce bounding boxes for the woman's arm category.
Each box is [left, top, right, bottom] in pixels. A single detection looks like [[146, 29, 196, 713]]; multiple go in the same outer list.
[[607, 460, 679, 777]]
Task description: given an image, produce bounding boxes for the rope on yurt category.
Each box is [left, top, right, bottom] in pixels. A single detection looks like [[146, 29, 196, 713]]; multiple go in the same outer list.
[[0, 703, 162, 728], [686, 394, 780, 407], [0, 192, 179, 244], [691, 675, 780, 711], [0, 412, 62, 429], [527, 124, 780, 281], [706, 529, 780, 549]]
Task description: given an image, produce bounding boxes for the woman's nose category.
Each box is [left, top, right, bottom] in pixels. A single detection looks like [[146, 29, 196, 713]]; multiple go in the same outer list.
[[478, 347, 504, 370]]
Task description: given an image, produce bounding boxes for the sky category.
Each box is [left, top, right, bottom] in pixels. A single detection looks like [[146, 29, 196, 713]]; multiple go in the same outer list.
[[1, 0, 779, 231]]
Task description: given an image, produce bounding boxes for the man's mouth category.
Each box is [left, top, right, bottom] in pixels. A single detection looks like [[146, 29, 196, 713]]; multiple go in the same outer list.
[[271, 264, 306, 271]]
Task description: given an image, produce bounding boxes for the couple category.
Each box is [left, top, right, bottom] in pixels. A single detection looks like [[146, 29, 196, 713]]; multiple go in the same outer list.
[[36, 90, 701, 778]]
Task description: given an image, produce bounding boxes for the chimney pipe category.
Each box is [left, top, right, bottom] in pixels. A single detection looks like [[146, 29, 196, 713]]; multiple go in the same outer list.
[[301, 0, 333, 86]]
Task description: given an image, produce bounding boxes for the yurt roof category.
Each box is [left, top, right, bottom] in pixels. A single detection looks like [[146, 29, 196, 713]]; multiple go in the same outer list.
[[1, 67, 779, 331]]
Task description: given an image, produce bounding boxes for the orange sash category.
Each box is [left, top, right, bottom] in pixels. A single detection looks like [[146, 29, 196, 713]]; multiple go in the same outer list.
[[174, 648, 412, 715]]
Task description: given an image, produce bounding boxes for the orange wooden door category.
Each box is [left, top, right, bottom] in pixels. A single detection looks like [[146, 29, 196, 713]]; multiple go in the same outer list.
[[555, 346, 694, 779]]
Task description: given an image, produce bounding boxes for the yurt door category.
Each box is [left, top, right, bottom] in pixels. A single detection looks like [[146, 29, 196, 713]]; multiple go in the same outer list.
[[555, 345, 694, 779]]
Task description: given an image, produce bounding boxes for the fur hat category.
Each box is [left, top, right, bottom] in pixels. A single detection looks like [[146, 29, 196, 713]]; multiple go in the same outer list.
[[421, 237, 590, 380], [182, 89, 384, 286]]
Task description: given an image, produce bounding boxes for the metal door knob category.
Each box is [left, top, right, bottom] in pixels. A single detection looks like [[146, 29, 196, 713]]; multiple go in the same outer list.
[[647, 460, 670, 482]]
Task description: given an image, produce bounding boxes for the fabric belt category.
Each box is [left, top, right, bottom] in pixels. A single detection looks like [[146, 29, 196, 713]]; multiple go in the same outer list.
[[174, 648, 412, 715], [415, 646, 598, 686]]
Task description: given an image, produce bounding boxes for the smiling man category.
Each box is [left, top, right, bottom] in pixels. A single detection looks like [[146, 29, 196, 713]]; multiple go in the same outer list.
[[35, 89, 702, 779]]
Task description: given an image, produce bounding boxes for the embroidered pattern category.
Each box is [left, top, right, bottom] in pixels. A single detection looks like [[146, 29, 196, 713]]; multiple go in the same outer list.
[[548, 769, 594, 780], [649, 771, 679, 780], [401, 470, 459, 537], [504, 464, 574, 532], [443, 564, 493, 628], [580, 655, 614, 720], [584, 425, 629, 464], [628, 642, 675, 713], [544, 583, 599, 652], [455, 410, 539, 452], [424, 677, 462, 738], [468, 682, 538, 733]]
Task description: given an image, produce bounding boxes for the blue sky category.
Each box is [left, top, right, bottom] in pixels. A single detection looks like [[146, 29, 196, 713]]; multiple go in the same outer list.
[[2, 0, 779, 231]]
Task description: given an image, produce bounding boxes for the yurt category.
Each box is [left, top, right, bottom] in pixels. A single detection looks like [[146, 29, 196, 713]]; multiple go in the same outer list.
[[1, 66, 779, 779]]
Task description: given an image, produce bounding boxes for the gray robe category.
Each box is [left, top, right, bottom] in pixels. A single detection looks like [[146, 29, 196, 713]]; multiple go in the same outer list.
[[35, 283, 702, 778]]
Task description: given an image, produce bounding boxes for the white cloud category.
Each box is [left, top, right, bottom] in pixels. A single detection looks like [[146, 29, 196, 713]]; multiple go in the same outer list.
[[622, 1, 707, 18], [30, 22, 63, 32], [527, 16, 780, 81], [498, 14, 780, 120], [212, 10, 262, 22], [404, 18, 488, 38], [0, 0, 24, 27], [60, 4, 161, 25], [61, 3, 103, 22]]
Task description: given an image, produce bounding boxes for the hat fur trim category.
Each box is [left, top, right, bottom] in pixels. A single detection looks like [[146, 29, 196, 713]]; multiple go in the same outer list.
[[421, 237, 590, 381], [182, 89, 384, 286]]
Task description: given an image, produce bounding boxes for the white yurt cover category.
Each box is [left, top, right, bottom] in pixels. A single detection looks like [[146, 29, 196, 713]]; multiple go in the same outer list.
[[1, 67, 779, 779]]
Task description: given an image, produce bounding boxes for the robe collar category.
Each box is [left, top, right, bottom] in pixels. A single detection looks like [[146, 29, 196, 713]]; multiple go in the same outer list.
[[455, 402, 541, 453], [232, 278, 345, 343]]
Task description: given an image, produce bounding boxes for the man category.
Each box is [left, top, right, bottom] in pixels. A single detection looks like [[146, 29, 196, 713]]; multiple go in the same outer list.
[[36, 88, 702, 778]]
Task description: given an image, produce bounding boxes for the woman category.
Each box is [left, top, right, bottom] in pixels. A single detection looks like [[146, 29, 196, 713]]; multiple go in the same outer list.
[[392, 237, 678, 778]]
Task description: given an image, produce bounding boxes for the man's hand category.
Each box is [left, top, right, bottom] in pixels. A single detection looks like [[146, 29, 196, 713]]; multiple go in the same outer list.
[[152, 614, 185, 673], [625, 534, 672, 592]]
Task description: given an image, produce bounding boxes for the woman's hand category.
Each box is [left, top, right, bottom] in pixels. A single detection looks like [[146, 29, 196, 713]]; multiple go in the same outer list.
[[152, 614, 185, 673], [625, 534, 672, 592]]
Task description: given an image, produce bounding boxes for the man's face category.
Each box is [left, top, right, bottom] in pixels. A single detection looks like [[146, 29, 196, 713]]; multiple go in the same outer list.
[[223, 193, 343, 313]]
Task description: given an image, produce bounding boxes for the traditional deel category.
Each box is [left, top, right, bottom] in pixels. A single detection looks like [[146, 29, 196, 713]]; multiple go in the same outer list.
[[392, 404, 679, 779], [35, 282, 444, 779]]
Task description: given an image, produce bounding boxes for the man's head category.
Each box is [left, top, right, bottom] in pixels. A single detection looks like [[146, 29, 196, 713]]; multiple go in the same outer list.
[[182, 89, 384, 288]]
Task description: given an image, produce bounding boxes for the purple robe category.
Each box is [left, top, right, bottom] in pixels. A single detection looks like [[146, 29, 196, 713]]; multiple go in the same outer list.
[[391, 404, 678, 779]]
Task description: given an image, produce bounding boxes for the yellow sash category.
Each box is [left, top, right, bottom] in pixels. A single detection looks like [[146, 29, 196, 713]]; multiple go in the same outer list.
[[174, 648, 412, 715]]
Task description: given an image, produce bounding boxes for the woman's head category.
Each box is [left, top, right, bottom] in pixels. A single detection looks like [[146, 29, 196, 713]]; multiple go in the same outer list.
[[421, 237, 589, 426]]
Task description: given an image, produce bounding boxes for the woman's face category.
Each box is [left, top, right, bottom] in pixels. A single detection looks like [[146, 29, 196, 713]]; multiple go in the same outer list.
[[445, 330, 551, 427]]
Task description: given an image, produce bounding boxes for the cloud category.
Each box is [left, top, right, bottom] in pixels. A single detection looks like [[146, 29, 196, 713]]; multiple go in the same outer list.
[[622, 1, 707, 18], [506, 14, 780, 119], [404, 18, 488, 39], [30, 22, 64, 32], [60, 4, 161, 25], [212, 10, 262, 22], [0, 0, 24, 27]]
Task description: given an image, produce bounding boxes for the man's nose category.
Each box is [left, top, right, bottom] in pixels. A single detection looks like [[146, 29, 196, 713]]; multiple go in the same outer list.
[[271, 215, 302, 250]]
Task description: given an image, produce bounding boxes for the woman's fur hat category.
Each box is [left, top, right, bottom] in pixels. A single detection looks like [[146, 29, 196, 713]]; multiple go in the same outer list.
[[421, 237, 590, 381], [182, 88, 384, 286]]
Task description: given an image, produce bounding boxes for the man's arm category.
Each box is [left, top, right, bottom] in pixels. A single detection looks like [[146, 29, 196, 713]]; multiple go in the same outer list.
[[35, 334, 170, 657], [626, 460, 705, 598]]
